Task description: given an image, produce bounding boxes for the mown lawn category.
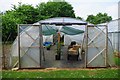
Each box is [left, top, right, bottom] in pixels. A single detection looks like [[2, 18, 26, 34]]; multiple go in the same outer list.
[[115, 57, 120, 66], [2, 69, 119, 78]]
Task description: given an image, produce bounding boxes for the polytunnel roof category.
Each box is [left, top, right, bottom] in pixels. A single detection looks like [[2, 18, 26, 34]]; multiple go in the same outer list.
[[97, 19, 120, 32], [35, 17, 87, 25]]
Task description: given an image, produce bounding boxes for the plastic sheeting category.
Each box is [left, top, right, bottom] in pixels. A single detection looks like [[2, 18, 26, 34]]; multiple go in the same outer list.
[[19, 26, 41, 68], [10, 24, 86, 68], [87, 27, 106, 67], [9, 25, 41, 68], [9, 17, 116, 68], [64, 33, 84, 46], [108, 33, 119, 51], [62, 25, 85, 45], [86, 26, 115, 67], [36, 17, 87, 25], [107, 19, 120, 51], [10, 24, 115, 68], [98, 19, 120, 52]]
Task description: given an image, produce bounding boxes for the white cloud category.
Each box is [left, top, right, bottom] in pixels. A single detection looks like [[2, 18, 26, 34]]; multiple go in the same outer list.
[[0, 0, 48, 12], [66, 0, 119, 2], [14, 0, 48, 6], [71, 2, 118, 20], [105, 4, 118, 19], [0, 0, 119, 20], [0, 0, 14, 11]]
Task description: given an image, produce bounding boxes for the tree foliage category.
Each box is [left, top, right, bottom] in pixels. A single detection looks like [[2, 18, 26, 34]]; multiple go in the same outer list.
[[13, 3, 38, 24], [76, 16, 83, 20], [36, 1, 75, 20], [86, 13, 112, 25], [2, 1, 75, 41], [2, 4, 38, 41], [0, 12, 2, 36], [2, 11, 21, 41]]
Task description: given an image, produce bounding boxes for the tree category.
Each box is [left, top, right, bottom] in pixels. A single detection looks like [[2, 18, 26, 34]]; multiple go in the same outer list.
[[0, 12, 2, 38], [13, 3, 38, 24], [36, 1, 75, 20], [2, 11, 21, 41], [86, 13, 112, 25], [52, 0, 65, 2], [2, 4, 38, 41], [76, 16, 83, 20]]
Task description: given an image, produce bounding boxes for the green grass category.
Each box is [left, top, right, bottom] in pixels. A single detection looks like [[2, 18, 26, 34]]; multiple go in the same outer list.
[[115, 57, 120, 66], [2, 69, 119, 78]]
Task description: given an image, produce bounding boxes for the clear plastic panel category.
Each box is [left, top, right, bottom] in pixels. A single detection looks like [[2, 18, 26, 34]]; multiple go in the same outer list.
[[107, 39, 115, 66], [10, 25, 42, 68], [87, 27, 106, 67], [64, 33, 84, 45], [20, 26, 39, 47], [9, 37, 18, 68], [39, 17, 87, 25], [87, 48, 105, 67], [20, 47, 40, 68], [107, 19, 120, 52], [19, 25, 41, 68]]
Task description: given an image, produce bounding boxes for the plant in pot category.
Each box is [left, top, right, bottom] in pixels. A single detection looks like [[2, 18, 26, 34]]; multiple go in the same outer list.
[[46, 45, 51, 50], [55, 43, 61, 60]]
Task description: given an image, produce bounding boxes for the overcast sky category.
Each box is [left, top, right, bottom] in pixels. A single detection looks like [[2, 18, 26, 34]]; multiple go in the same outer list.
[[0, 0, 119, 20]]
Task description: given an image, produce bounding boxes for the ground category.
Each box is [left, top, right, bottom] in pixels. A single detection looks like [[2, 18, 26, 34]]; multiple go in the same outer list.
[[2, 43, 12, 68], [2, 68, 119, 78], [41, 45, 85, 68]]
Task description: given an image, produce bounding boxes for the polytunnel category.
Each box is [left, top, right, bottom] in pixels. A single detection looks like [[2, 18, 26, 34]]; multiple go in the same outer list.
[[107, 19, 120, 52], [9, 17, 115, 69]]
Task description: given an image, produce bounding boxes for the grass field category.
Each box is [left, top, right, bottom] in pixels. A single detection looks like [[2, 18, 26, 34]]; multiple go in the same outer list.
[[115, 57, 120, 66], [2, 69, 119, 78]]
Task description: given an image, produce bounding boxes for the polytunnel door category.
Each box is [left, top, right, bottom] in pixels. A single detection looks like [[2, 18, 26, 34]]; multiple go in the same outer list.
[[19, 25, 41, 68], [86, 26, 107, 67]]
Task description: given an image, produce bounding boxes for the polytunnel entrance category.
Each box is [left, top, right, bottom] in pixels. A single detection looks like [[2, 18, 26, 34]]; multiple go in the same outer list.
[[16, 24, 86, 68], [10, 17, 115, 69]]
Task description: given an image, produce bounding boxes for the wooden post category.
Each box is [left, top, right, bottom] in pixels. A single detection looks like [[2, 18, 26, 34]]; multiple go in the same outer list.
[[39, 24, 43, 67], [118, 3, 120, 55], [57, 32, 61, 50], [118, 19, 120, 56], [57, 32, 61, 59], [2, 42, 5, 69], [105, 25, 108, 67], [79, 31, 85, 60], [58, 32, 60, 43], [85, 25, 88, 68], [18, 24, 21, 69]]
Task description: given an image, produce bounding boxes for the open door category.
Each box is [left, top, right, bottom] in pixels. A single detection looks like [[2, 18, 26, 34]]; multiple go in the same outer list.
[[18, 25, 43, 68], [86, 25, 107, 67]]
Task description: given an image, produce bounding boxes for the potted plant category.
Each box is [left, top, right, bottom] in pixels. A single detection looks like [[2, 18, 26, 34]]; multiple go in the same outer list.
[[55, 49, 61, 60], [55, 43, 61, 60], [46, 45, 51, 50]]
